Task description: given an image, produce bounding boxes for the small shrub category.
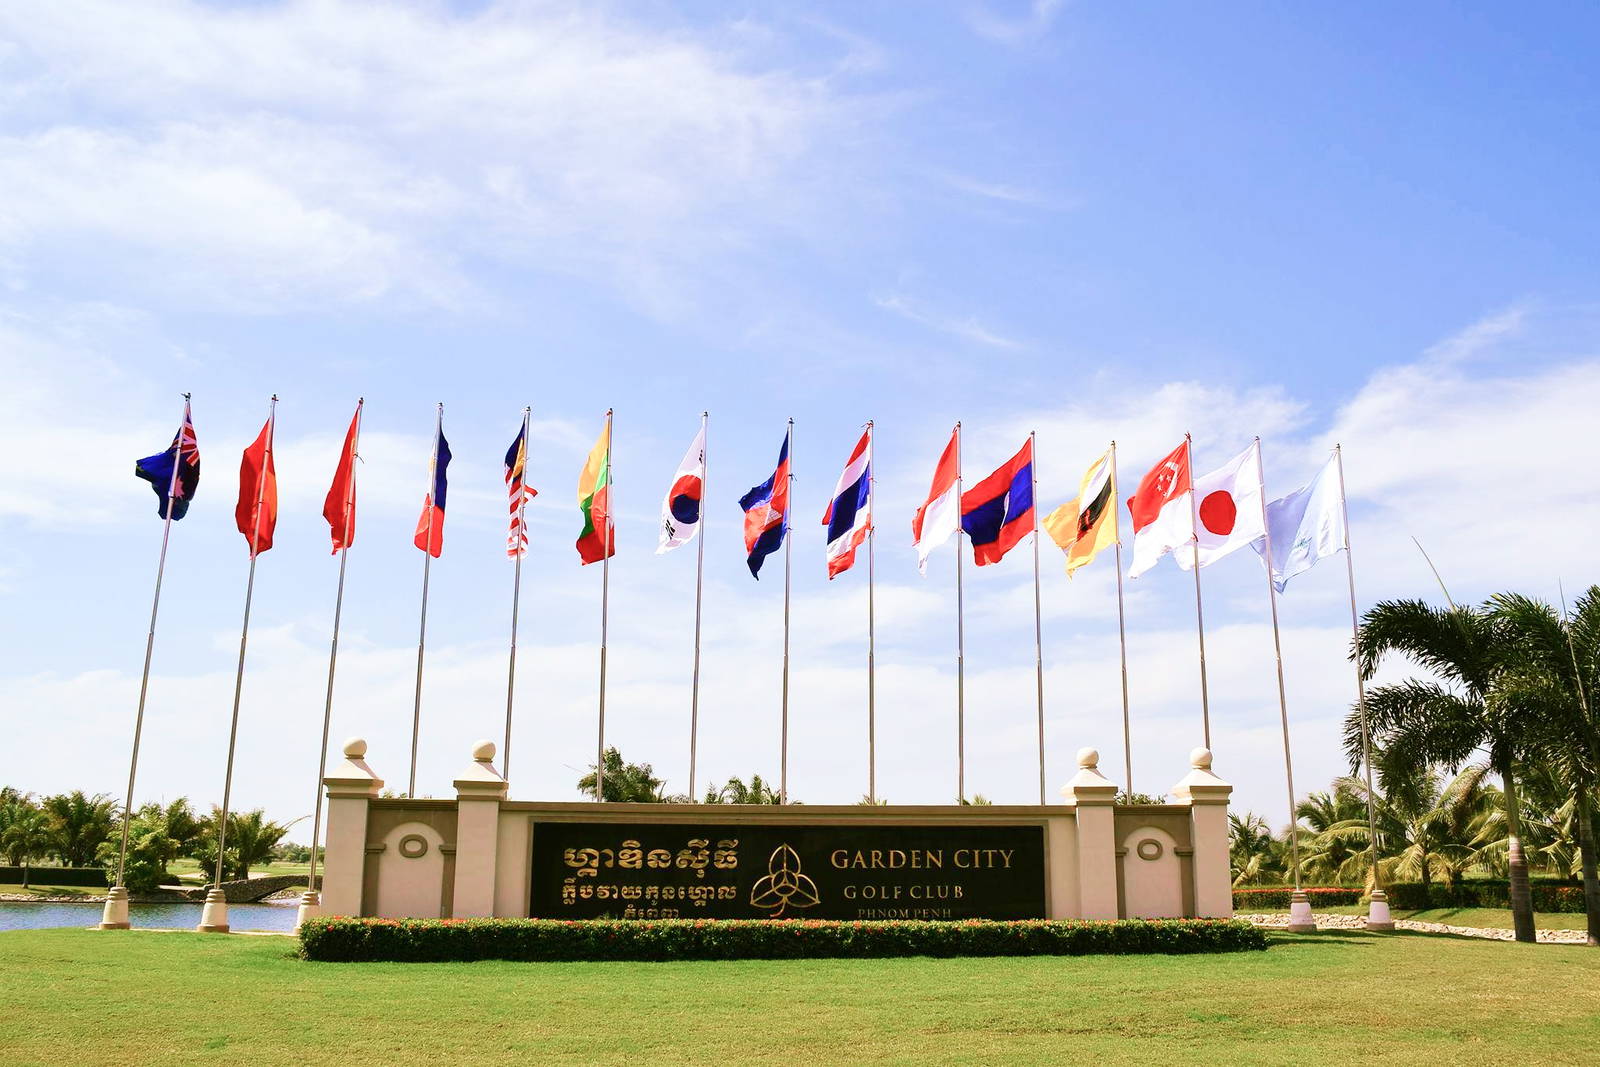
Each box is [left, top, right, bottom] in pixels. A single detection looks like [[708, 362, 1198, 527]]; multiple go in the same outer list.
[[298, 917, 1269, 963], [1232, 886, 1363, 909], [1383, 880, 1585, 913]]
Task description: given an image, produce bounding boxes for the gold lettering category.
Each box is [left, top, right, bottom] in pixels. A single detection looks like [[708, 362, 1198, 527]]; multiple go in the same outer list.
[[889, 849, 906, 868], [999, 849, 1014, 869], [927, 850, 943, 869], [953, 849, 971, 868], [831, 849, 849, 868], [870, 849, 885, 868]]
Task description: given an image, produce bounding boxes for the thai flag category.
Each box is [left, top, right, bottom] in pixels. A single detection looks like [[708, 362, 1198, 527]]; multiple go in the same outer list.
[[960, 437, 1035, 566], [738, 427, 791, 578], [821, 426, 872, 579]]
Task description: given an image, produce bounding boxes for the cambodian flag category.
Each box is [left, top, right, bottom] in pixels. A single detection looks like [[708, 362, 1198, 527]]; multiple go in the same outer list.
[[960, 437, 1034, 566], [821, 425, 872, 579], [738, 426, 791, 578], [413, 421, 451, 558]]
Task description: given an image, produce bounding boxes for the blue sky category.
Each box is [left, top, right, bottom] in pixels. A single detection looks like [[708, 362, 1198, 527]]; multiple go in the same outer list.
[[3, 1, 1599, 832]]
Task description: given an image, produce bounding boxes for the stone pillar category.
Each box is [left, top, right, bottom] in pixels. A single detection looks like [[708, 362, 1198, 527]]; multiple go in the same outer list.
[[320, 738, 383, 918], [1061, 747, 1120, 920], [452, 740, 508, 918], [1171, 747, 1233, 918]]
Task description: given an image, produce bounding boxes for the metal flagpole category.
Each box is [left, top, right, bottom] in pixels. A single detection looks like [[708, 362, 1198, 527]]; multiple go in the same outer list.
[[689, 411, 707, 801], [409, 403, 442, 798], [955, 422, 967, 803], [503, 406, 531, 783], [300, 399, 362, 931], [1185, 432, 1213, 749], [1255, 439, 1311, 931], [201, 395, 275, 933], [1110, 441, 1133, 796], [1031, 430, 1046, 805], [103, 394, 191, 930], [781, 417, 794, 805], [1336, 444, 1393, 931], [866, 421, 876, 804], [597, 408, 614, 802]]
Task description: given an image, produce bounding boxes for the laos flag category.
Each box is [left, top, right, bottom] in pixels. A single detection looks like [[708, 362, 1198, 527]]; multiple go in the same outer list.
[[738, 426, 791, 578], [960, 437, 1034, 566]]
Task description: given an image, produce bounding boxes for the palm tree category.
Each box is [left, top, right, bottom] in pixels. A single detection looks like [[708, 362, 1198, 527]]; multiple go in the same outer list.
[[191, 808, 301, 881], [1294, 784, 1369, 882], [577, 748, 666, 803], [0, 792, 39, 866], [1343, 599, 1539, 942], [41, 791, 117, 868], [1486, 590, 1600, 945], [703, 775, 784, 805], [1, 808, 52, 889], [1229, 812, 1281, 886]]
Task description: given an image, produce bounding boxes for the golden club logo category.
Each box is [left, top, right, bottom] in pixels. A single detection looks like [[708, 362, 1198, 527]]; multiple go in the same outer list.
[[749, 843, 819, 917]]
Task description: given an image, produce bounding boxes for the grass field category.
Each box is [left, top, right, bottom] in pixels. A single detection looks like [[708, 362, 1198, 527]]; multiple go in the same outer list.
[[0, 884, 101, 898], [2, 929, 1597, 1065], [166, 859, 311, 884], [1317, 905, 1592, 931]]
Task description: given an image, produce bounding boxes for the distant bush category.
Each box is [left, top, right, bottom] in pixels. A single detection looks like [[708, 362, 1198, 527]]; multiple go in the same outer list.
[[298, 917, 1269, 963], [1232, 886, 1363, 909], [0, 865, 107, 887], [1383, 881, 1585, 913]]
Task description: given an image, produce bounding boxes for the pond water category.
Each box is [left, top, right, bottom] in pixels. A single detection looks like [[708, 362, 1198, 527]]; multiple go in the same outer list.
[[0, 901, 298, 933]]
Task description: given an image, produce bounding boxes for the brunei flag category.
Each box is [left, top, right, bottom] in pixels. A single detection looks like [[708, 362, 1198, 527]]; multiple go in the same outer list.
[[576, 416, 614, 565], [1043, 448, 1116, 577]]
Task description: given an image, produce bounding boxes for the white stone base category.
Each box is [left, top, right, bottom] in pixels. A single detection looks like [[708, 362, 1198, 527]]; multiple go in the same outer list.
[[1287, 891, 1317, 933], [196, 888, 230, 933], [1366, 889, 1395, 932], [293, 890, 321, 934], [98, 886, 130, 930]]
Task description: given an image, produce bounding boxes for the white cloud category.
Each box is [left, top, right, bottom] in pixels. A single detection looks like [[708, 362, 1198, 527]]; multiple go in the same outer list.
[[873, 292, 1025, 349], [0, 0, 867, 312], [965, 0, 1066, 47]]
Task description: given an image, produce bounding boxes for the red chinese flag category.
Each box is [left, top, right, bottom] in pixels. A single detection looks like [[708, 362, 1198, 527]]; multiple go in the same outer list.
[[236, 415, 278, 557], [324, 404, 361, 553]]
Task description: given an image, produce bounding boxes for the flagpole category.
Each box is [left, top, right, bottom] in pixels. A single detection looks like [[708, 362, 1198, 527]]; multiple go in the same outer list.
[[866, 420, 876, 805], [1255, 438, 1312, 932], [1031, 430, 1046, 805], [1110, 441, 1133, 796], [102, 394, 191, 930], [689, 411, 707, 801], [409, 403, 442, 799], [781, 417, 794, 805], [200, 394, 275, 934], [1336, 444, 1393, 931], [298, 399, 362, 932], [503, 406, 531, 784], [955, 422, 966, 803], [1185, 432, 1212, 749], [597, 408, 614, 802]]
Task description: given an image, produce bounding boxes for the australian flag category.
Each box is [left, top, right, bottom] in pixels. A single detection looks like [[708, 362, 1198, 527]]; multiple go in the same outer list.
[[135, 401, 200, 521], [738, 427, 791, 578]]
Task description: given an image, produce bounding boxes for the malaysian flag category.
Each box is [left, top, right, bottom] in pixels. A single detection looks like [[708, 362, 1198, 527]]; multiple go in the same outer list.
[[134, 400, 201, 520], [504, 418, 537, 558]]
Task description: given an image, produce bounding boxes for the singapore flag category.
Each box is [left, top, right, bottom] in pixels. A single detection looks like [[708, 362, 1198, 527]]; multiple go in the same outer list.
[[1127, 439, 1195, 578], [1175, 441, 1266, 570]]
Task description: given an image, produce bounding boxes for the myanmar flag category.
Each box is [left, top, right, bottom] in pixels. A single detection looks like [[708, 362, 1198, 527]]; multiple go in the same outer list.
[[576, 418, 614, 564]]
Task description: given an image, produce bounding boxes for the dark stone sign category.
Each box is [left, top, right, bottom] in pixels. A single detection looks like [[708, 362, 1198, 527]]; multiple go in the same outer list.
[[529, 821, 1046, 921]]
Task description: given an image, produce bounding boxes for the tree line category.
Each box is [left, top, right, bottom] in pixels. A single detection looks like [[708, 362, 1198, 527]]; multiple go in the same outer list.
[[0, 788, 297, 891]]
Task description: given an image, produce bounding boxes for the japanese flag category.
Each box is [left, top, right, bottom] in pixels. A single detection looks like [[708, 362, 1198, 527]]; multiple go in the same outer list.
[[1176, 441, 1266, 570]]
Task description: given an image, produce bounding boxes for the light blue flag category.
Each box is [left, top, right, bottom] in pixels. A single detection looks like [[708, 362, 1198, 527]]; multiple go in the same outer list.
[[1252, 454, 1345, 592]]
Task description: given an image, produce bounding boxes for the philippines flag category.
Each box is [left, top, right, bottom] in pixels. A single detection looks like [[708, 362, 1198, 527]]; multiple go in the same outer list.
[[960, 438, 1035, 566], [738, 427, 791, 579], [912, 426, 959, 575], [134, 401, 200, 520], [414, 422, 451, 558], [821, 426, 872, 578]]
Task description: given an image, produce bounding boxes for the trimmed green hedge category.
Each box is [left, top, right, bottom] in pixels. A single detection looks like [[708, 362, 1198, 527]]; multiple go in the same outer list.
[[1232, 887, 1363, 909], [298, 917, 1269, 962], [1383, 881, 1586, 913], [0, 865, 108, 887]]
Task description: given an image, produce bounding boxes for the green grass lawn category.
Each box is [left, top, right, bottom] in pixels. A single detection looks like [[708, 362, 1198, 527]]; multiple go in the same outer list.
[[0, 883, 100, 898], [1318, 905, 1592, 931], [166, 858, 311, 883], [2, 928, 1597, 1065]]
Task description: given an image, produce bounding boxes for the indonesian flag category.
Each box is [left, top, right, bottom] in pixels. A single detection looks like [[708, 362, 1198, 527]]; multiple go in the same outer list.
[[912, 427, 960, 575], [1176, 441, 1266, 570], [236, 411, 278, 558], [1126, 439, 1191, 578]]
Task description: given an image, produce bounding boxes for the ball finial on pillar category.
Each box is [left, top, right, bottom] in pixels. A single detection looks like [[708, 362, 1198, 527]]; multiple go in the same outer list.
[[343, 737, 368, 759], [1190, 747, 1213, 771], [472, 740, 497, 763], [1077, 747, 1099, 769]]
